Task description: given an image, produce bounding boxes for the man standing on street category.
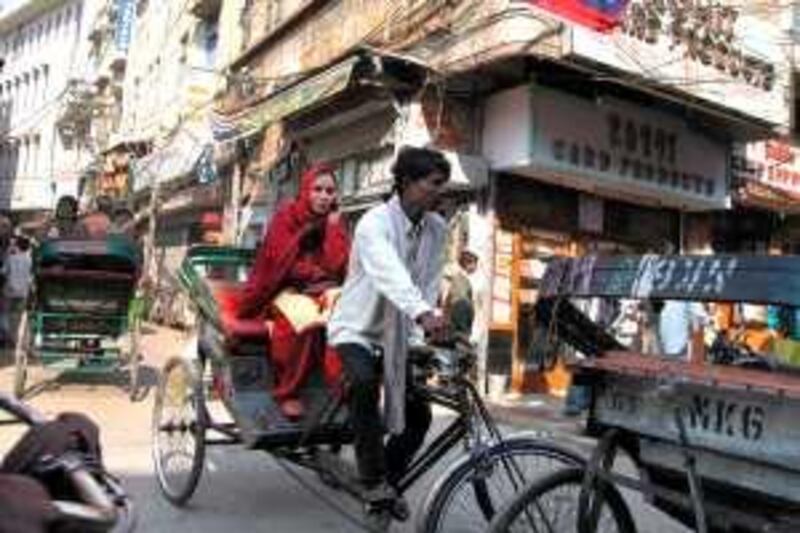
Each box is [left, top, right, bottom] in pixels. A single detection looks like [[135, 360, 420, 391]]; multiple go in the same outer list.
[[328, 146, 450, 530], [3, 235, 32, 350]]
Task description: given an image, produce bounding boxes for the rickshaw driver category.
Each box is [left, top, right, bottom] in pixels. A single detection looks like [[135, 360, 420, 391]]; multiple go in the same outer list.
[[327, 146, 451, 530]]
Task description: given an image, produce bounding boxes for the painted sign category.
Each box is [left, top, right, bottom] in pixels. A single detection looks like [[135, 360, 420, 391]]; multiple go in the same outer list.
[[568, 1, 788, 127], [593, 374, 800, 478], [483, 85, 729, 210], [114, 0, 136, 52], [732, 141, 800, 196], [532, 0, 628, 32]]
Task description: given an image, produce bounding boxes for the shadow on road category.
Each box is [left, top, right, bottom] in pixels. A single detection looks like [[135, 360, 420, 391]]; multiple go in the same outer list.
[[16, 364, 161, 403]]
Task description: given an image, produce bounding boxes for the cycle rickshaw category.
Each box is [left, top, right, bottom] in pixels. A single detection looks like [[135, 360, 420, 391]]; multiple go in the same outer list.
[[14, 235, 143, 399], [151, 245, 585, 532], [490, 254, 800, 533]]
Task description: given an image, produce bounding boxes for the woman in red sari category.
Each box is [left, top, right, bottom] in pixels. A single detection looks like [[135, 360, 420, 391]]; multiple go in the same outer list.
[[238, 164, 350, 418]]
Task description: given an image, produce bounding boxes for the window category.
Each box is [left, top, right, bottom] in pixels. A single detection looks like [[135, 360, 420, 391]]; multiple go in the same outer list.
[[32, 70, 39, 108], [41, 66, 49, 102], [31, 136, 40, 177]]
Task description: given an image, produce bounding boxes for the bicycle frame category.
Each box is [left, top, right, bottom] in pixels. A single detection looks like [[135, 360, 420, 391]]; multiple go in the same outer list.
[[395, 373, 513, 495]]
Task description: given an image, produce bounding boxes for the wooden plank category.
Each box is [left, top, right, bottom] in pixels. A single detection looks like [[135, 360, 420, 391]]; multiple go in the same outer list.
[[540, 255, 800, 306], [588, 369, 800, 479], [580, 352, 800, 398]]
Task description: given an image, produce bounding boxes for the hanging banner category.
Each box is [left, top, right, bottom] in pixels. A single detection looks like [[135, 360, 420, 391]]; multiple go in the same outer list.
[[114, 0, 136, 52], [531, 0, 628, 32], [732, 140, 800, 211]]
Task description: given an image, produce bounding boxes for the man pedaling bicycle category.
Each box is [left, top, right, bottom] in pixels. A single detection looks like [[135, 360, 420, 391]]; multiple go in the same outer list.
[[327, 146, 451, 531]]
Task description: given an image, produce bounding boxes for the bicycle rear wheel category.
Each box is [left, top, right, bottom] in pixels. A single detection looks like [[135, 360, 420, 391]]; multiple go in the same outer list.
[[488, 467, 636, 533], [152, 356, 207, 506], [418, 436, 584, 533]]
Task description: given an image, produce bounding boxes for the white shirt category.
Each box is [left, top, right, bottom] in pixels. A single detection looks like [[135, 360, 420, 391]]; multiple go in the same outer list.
[[3, 250, 32, 298], [328, 196, 446, 351]]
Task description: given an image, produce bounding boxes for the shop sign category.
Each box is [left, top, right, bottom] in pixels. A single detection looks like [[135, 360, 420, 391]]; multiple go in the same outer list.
[[567, 1, 787, 127], [114, 0, 136, 52], [484, 85, 729, 210], [732, 141, 800, 195]]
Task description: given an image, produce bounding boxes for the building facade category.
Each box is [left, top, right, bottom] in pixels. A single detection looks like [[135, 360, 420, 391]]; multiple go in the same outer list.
[[0, 0, 99, 216], [217, 0, 795, 395]]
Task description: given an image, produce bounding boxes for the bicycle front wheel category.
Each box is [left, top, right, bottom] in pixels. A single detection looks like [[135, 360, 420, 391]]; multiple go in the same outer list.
[[488, 467, 636, 533], [418, 436, 584, 533]]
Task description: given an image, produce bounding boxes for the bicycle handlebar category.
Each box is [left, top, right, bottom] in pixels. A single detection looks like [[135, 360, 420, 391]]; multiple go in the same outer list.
[[0, 391, 48, 426]]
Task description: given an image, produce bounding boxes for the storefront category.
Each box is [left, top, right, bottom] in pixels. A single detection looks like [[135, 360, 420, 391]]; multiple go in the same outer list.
[[482, 84, 730, 395], [725, 140, 800, 253]]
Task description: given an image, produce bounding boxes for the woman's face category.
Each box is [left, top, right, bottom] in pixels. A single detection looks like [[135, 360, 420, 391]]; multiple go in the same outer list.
[[308, 173, 337, 215]]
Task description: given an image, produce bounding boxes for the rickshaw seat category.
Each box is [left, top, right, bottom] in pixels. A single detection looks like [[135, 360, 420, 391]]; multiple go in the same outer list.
[[38, 267, 136, 283], [210, 282, 269, 342]]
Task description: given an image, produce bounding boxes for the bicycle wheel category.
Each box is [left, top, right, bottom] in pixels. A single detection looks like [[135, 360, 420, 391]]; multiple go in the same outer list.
[[127, 321, 141, 401], [13, 309, 31, 398], [488, 467, 636, 533], [152, 356, 207, 506], [418, 436, 584, 533]]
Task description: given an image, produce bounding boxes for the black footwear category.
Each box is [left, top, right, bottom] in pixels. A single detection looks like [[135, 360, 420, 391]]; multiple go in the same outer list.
[[363, 506, 391, 532], [362, 482, 409, 523]]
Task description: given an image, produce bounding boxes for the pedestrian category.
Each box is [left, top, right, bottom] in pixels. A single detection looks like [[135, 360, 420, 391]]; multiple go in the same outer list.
[[658, 299, 710, 357], [110, 206, 136, 237], [46, 196, 79, 239], [78, 195, 113, 239], [441, 248, 478, 337], [327, 146, 450, 530], [2, 235, 32, 349]]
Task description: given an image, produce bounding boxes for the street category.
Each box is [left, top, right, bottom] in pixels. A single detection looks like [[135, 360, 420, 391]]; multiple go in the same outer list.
[[0, 325, 690, 532]]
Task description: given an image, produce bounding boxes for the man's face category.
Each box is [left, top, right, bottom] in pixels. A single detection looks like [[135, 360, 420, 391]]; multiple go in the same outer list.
[[460, 253, 478, 274], [403, 171, 448, 212]]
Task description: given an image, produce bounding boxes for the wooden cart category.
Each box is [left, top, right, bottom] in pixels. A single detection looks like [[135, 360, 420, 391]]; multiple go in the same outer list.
[[490, 254, 800, 533]]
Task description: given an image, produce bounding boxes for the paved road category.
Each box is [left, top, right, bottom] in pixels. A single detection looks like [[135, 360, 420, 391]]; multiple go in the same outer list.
[[0, 326, 689, 532]]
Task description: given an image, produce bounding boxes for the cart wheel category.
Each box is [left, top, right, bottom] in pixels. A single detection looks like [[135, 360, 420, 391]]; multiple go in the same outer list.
[[488, 467, 636, 533], [13, 310, 31, 398], [127, 324, 141, 401], [152, 356, 207, 506]]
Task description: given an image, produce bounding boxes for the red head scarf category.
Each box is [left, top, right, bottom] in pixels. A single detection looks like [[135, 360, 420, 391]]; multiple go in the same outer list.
[[238, 164, 351, 318]]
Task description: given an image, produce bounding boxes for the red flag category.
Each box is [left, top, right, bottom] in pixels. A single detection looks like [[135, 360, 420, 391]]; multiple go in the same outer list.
[[532, 0, 629, 32]]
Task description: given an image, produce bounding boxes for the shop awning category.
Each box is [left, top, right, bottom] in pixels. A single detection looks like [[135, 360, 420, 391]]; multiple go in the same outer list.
[[212, 55, 363, 142], [132, 125, 211, 191], [735, 180, 800, 215]]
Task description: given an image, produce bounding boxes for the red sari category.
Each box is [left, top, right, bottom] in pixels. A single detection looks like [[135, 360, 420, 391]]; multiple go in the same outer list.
[[238, 164, 350, 413]]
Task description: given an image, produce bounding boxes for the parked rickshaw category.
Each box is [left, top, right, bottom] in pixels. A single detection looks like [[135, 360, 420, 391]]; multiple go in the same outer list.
[[14, 235, 143, 399], [489, 254, 800, 533], [151, 245, 586, 532]]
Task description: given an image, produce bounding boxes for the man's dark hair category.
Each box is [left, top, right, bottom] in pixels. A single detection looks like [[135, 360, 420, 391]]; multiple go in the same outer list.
[[55, 195, 78, 220], [15, 236, 30, 252], [95, 195, 114, 216], [391, 146, 451, 195]]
